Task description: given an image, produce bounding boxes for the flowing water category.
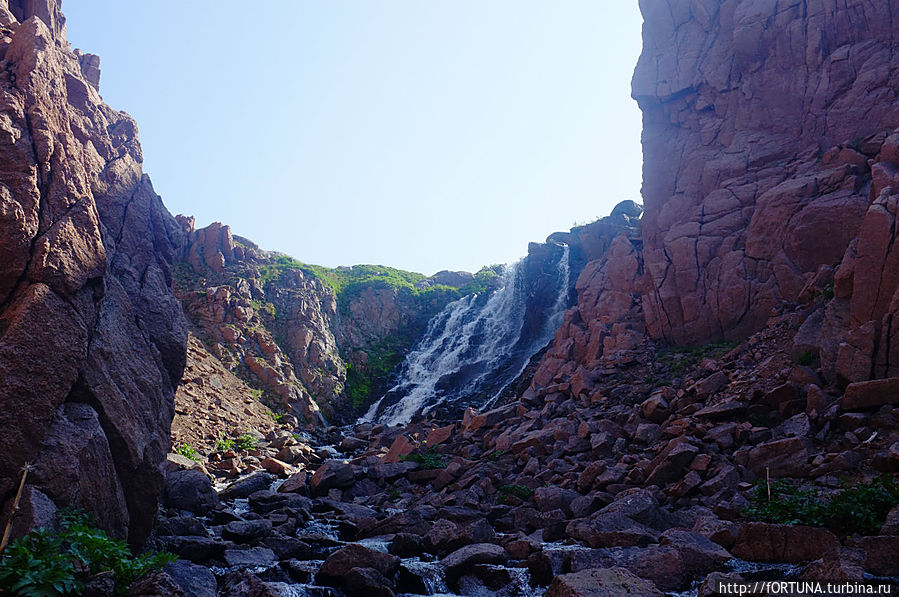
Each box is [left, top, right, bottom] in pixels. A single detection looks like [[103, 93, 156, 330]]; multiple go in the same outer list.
[[363, 244, 570, 426]]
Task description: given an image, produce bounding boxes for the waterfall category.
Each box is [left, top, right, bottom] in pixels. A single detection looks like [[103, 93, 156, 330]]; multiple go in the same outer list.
[[362, 244, 570, 426]]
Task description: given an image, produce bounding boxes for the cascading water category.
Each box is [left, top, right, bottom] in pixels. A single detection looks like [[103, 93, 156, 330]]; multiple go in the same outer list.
[[363, 244, 570, 426]]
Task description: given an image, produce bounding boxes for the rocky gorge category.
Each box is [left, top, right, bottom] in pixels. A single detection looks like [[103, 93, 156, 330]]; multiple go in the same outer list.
[[1, 0, 899, 596]]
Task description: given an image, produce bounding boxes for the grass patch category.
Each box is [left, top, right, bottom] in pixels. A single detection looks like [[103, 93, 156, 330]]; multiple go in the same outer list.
[[0, 509, 174, 596], [655, 341, 739, 378], [401, 448, 447, 470], [743, 476, 899, 536], [498, 484, 535, 504]]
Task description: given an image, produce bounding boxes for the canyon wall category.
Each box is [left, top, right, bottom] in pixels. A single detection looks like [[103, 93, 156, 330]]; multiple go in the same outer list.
[[0, 0, 186, 545], [632, 0, 899, 346]]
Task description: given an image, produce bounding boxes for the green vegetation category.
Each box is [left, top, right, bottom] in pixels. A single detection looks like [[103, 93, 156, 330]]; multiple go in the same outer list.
[[249, 388, 264, 401], [268, 410, 285, 424], [388, 489, 402, 500], [797, 349, 816, 366], [655, 341, 739, 378], [235, 434, 259, 452], [250, 300, 276, 318], [215, 435, 236, 452], [174, 443, 199, 461], [344, 336, 410, 410], [0, 510, 174, 596], [810, 281, 835, 301], [744, 476, 899, 536], [485, 450, 507, 462], [498, 484, 535, 503], [400, 448, 447, 470]]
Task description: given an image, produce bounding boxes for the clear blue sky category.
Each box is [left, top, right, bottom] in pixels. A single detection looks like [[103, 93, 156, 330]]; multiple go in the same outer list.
[[63, 1, 644, 275]]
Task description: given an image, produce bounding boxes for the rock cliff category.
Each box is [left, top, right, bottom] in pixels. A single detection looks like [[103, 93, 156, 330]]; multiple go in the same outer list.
[[0, 0, 186, 545], [632, 0, 899, 347]]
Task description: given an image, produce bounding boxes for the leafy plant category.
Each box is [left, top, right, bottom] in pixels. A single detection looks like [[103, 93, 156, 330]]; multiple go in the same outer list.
[[215, 435, 236, 452], [0, 510, 174, 596], [400, 448, 447, 470], [236, 434, 259, 452], [174, 444, 199, 461], [268, 410, 284, 424], [249, 389, 264, 401], [744, 476, 899, 536]]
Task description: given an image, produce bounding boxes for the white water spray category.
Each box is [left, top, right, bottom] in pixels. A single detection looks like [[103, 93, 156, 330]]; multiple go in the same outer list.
[[362, 244, 570, 426]]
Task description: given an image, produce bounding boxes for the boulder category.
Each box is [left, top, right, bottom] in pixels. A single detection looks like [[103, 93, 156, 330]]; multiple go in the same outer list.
[[731, 523, 839, 563], [163, 470, 218, 514], [318, 544, 401, 581], [841, 378, 899, 410], [545, 567, 663, 597]]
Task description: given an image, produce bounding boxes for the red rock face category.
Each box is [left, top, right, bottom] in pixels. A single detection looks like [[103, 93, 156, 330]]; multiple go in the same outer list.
[[0, 1, 186, 545], [633, 0, 899, 345]]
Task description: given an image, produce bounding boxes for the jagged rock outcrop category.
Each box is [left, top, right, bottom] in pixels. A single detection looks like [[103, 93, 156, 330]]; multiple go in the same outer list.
[[632, 0, 899, 346], [175, 219, 467, 425], [533, 202, 646, 391], [0, 0, 186, 545]]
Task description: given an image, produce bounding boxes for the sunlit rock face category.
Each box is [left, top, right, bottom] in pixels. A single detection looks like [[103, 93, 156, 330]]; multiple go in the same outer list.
[[0, 0, 187, 546], [633, 0, 899, 346]]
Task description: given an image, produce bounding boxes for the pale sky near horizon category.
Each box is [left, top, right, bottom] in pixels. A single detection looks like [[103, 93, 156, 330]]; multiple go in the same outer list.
[[63, 2, 644, 276]]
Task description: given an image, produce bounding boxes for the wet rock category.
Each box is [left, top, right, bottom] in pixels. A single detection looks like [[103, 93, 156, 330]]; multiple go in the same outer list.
[[260, 535, 312, 560], [220, 472, 274, 499], [440, 543, 508, 583], [277, 470, 308, 493], [248, 489, 312, 515], [162, 536, 227, 564], [389, 532, 424, 557], [222, 519, 272, 543], [545, 567, 663, 597], [345, 567, 395, 597], [163, 560, 217, 597], [219, 571, 281, 597], [224, 547, 278, 568], [310, 459, 356, 493], [126, 571, 185, 596], [425, 517, 496, 556], [318, 543, 401, 582]]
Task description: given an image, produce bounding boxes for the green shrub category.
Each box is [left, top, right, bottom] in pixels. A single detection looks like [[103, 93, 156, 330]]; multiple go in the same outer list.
[[744, 476, 899, 536], [0, 510, 174, 596], [236, 434, 258, 452], [400, 448, 447, 470], [499, 484, 535, 502], [268, 410, 284, 424], [215, 435, 235, 452], [174, 443, 199, 461]]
